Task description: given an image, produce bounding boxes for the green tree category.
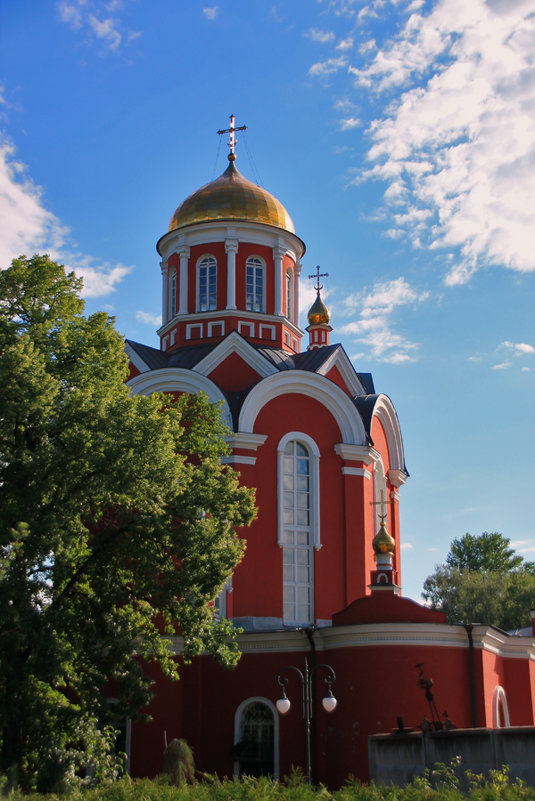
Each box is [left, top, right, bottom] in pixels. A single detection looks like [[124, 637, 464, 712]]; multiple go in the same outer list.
[[423, 533, 535, 630], [0, 255, 256, 792]]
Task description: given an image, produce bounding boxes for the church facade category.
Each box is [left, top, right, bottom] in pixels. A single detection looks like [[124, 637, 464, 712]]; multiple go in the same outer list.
[[124, 126, 535, 787]]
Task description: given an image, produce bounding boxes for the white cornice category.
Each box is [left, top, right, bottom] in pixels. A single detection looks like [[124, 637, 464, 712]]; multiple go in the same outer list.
[[157, 309, 303, 339], [194, 331, 278, 379], [222, 455, 257, 466], [158, 220, 305, 262], [389, 469, 408, 488], [342, 467, 372, 479], [124, 342, 152, 375], [228, 432, 268, 451], [334, 443, 381, 464]]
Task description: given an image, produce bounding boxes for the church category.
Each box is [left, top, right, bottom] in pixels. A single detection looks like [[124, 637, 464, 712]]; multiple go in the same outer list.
[[123, 119, 535, 787]]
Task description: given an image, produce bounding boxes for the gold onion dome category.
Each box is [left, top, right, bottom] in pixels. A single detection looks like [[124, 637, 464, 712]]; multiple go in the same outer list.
[[307, 293, 330, 326], [168, 156, 295, 234], [372, 521, 396, 555]]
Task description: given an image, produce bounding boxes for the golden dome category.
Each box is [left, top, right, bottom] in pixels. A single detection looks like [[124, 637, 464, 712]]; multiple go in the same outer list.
[[307, 293, 330, 326], [372, 521, 395, 555], [168, 157, 295, 234]]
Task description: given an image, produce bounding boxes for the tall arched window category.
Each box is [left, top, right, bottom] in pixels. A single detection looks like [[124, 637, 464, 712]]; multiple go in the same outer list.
[[374, 457, 387, 532], [278, 434, 320, 626], [246, 257, 265, 312], [286, 269, 294, 323], [234, 699, 277, 778], [168, 268, 176, 320], [197, 256, 217, 312]]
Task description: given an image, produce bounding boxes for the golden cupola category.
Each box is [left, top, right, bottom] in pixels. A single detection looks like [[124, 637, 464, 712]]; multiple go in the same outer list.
[[168, 155, 295, 234]]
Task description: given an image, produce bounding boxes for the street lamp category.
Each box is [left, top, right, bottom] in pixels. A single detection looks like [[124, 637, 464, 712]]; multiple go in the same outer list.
[[276, 658, 337, 783]]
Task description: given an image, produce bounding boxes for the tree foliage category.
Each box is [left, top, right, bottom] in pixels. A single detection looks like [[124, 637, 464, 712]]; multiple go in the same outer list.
[[422, 533, 535, 630], [0, 255, 256, 792]]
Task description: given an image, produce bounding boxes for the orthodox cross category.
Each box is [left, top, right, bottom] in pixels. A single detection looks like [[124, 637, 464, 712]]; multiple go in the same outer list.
[[308, 265, 329, 295], [217, 114, 247, 157], [370, 489, 388, 524]]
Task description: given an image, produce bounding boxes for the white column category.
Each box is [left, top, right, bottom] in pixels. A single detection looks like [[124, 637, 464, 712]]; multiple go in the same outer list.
[[273, 246, 285, 316], [225, 239, 238, 310], [293, 261, 302, 324], [160, 259, 168, 323], [178, 247, 190, 315]]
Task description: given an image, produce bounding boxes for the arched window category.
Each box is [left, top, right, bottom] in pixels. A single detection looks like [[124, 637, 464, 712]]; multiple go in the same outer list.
[[234, 699, 277, 778], [246, 257, 265, 312], [197, 256, 217, 312], [277, 434, 321, 626], [374, 457, 387, 532], [168, 268, 176, 320], [286, 269, 294, 323]]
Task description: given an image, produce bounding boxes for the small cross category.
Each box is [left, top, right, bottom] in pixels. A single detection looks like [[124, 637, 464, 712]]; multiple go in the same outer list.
[[370, 490, 388, 524], [217, 114, 247, 157], [308, 265, 329, 294]]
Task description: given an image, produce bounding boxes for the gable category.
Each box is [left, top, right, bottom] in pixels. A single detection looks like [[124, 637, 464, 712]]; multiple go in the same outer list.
[[207, 350, 264, 393]]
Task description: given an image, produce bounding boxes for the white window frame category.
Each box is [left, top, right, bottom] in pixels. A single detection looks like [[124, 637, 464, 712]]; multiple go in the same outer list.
[[238, 321, 254, 337], [197, 255, 217, 312], [233, 697, 279, 779], [168, 268, 177, 320], [286, 268, 294, 323], [246, 256, 266, 313]]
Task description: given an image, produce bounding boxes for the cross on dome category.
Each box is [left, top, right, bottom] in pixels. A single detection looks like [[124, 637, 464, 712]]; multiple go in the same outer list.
[[308, 265, 328, 295], [217, 114, 247, 161]]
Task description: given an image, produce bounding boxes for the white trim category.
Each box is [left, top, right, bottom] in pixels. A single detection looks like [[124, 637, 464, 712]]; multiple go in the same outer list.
[[207, 320, 225, 337], [238, 321, 254, 337], [390, 489, 401, 502], [228, 432, 268, 451], [240, 372, 367, 444], [372, 395, 406, 473], [195, 330, 278, 379], [124, 342, 151, 374], [222, 455, 257, 466], [342, 466, 371, 478], [493, 686, 511, 727], [158, 220, 305, 265], [234, 697, 279, 780], [196, 254, 217, 313], [178, 247, 190, 315], [160, 259, 169, 323], [225, 239, 238, 310], [157, 309, 303, 339], [316, 348, 367, 397], [259, 324, 276, 340], [389, 468, 408, 488], [186, 323, 203, 340], [245, 255, 266, 313], [127, 368, 232, 427], [277, 432, 321, 551], [334, 443, 381, 464]]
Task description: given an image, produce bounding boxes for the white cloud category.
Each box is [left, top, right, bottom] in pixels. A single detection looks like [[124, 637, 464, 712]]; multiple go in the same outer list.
[[0, 136, 131, 298], [57, 0, 141, 53], [350, 0, 535, 284], [340, 116, 360, 130], [338, 277, 428, 363], [501, 340, 535, 356], [309, 56, 348, 77], [305, 28, 335, 43], [136, 310, 161, 327], [400, 542, 414, 550], [337, 37, 354, 51], [202, 6, 219, 21], [492, 361, 511, 370]]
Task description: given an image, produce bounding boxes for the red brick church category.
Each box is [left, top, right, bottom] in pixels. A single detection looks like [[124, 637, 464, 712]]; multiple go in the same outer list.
[[123, 120, 535, 786]]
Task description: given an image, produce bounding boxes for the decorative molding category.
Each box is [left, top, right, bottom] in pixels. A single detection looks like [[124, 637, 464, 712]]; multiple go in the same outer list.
[[228, 432, 268, 451], [334, 443, 381, 464], [389, 468, 408, 487], [186, 323, 202, 340], [222, 455, 257, 466], [240, 371, 367, 445], [207, 320, 225, 337], [195, 330, 278, 379], [341, 466, 371, 479], [317, 348, 367, 397], [372, 395, 406, 473]]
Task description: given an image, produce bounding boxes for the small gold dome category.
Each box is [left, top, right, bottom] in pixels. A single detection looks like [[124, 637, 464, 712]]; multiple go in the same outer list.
[[168, 158, 295, 234], [307, 293, 330, 326], [372, 522, 395, 555]]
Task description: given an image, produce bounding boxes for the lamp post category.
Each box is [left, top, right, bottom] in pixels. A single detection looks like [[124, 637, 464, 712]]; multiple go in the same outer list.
[[276, 658, 337, 784]]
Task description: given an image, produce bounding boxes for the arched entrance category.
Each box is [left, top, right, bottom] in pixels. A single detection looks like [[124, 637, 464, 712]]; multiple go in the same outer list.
[[234, 698, 278, 778]]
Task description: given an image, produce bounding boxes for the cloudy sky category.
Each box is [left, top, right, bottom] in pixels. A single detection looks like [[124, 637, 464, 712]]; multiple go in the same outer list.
[[1, 0, 534, 600]]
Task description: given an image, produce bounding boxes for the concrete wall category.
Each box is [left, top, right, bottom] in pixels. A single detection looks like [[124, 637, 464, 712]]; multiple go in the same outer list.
[[369, 727, 535, 788]]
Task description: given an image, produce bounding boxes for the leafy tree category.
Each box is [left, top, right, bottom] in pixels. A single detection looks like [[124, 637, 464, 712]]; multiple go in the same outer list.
[[423, 533, 535, 630], [0, 255, 256, 792]]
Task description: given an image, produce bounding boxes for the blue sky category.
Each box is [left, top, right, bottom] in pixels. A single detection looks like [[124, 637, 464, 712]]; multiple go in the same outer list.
[[1, 0, 534, 601]]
